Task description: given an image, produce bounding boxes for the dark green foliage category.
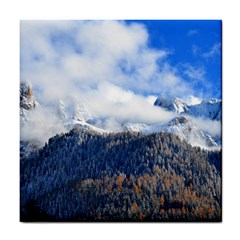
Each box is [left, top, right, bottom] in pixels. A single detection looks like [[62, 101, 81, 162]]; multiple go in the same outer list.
[[20, 128, 221, 222]]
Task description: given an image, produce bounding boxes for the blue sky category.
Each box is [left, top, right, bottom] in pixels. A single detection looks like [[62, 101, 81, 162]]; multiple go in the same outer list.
[[126, 20, 222, 98]]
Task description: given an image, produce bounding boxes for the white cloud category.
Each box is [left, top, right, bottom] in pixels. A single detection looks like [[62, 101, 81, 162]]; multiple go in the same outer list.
[[184, 95, 202, 105], [20, 20, 199, 142], [81, 82, 175, 126], [21, 20, 195, 100], [192, 117, 221, 137], [21, 106, 68, 145], [203, 43, 221, 58], [75, 20, 148, 58], [146, 95, 158, 105]]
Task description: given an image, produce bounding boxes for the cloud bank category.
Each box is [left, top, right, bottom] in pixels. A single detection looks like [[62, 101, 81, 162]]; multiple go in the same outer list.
[[21, 20, 196, 100], [192, 117, 221, 138], [20, 20, 217, 145]]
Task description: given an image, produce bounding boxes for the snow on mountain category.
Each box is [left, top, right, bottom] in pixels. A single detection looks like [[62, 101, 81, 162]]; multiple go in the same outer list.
[[55, 100, 112, 134], [20, 82, 39, 125], [152, 96, 221, 148], [63, 118, 108, 134], [185, 98, 222, 121], [20, 82, 106, 149], [154, 96, 222, 121], [20, 82, 41, 156], [123, 116, 219, 149], [20, 81, 221, 150], [56, 100, 96, 123], [20, 82, 37, 110], [154, 96, 188, 114], [165, 117, 218, 148], [20, 141, 39, 158]]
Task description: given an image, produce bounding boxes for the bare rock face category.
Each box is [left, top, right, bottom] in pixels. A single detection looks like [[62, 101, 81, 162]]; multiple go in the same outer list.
[[20, 82, 36, 110]]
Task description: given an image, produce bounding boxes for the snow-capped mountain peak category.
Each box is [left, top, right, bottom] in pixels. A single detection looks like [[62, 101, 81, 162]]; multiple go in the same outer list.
[[154, 95, 222, 121], [20, 81, 221, 150], [56, 99, 96, 123], [154, 96, 188, 114], [20, 81, 37, 110], [123, 116, 218, 149], [185, 98, 222, 121]]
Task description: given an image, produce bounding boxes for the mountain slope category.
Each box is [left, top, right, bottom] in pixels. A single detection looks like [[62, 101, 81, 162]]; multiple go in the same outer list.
[[20, 82, 40, 157], [154, 96, 188, 114], [185, 99, 222, 121], [154, 96, 222, 121], [123, 116, 218, 149], [20, 128, 221, 221], [20, 81, 222, 151], [152, 96, 222, 148], [20, 82, 37, 110], [20, 82, 38, 125]]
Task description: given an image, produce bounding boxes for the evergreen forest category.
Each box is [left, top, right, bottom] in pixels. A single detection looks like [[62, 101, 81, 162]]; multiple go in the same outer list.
[[20, 128, 221, 222]]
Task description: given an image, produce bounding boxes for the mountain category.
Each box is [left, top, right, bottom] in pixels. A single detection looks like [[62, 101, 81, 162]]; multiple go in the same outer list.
[[123, 116, 218, 149], [20, 82, 40, 157], [20, 82, 38, 125], [154, 96, 188, 114], [154, 96, 222, 121], [20, 82, 37, 110], [151, 96, 222, 149], [20, 81, 222, 151], [20, 82, 222, 222], [185, 98, 222, 121], [20, 128, 221, 222], [56, 99, 96, 123]]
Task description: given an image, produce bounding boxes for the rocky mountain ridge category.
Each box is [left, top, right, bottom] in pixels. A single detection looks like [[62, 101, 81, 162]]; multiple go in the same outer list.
[[154, 96, 222, 121], [20, 82, 222, 151]]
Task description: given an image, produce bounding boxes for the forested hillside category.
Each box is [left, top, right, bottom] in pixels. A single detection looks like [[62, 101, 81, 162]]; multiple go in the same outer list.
[[20, 128, 221, 222]]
